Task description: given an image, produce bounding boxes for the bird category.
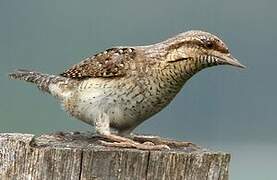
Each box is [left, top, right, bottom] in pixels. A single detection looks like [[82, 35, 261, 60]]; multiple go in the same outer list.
[[9, 30, 245, 150]]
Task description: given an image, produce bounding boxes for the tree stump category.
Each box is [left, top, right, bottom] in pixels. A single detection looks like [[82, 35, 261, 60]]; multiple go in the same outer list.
[[0, 132, 230, 180]]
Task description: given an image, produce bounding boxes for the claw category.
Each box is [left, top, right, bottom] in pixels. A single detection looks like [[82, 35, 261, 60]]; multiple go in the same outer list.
[[131, 134, 199, 149]]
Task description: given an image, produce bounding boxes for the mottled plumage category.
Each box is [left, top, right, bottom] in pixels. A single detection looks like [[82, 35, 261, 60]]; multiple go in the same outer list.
[[61, 47, 136, 79], [9, 30, 245, 150]]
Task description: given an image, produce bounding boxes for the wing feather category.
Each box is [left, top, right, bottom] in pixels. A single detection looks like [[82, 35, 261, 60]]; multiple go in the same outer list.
[[60, 48, 136, 79]]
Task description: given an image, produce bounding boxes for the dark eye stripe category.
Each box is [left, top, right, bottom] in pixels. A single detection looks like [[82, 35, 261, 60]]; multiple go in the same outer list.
[[166, 37, 229, 54]]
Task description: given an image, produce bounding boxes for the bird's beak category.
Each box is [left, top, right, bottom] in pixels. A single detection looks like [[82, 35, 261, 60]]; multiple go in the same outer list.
[[220, 54, 246, 69]]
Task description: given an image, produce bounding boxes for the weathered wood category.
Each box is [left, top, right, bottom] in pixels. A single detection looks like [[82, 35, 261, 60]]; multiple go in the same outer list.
[[0, 132, 230, 180]]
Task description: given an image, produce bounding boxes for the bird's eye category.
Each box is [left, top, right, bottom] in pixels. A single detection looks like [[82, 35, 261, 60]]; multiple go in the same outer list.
[[200, 38, 214, 49], [205, 41, 214, 49]]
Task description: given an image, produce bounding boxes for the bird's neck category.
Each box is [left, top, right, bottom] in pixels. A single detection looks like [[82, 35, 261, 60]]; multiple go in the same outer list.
[[163, 60, 203, 86], [142, 45, 212, 87]]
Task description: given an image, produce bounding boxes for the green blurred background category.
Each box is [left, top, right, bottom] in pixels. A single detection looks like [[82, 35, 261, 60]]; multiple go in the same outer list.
[[1, 0, 276, 179]]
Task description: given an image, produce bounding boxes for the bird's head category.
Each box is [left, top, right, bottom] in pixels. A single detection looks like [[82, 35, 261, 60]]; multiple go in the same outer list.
[[164, 30, 246, 69]]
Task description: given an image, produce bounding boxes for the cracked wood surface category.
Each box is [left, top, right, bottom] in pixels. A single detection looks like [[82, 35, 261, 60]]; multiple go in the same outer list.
[[0, 132, 230, 180]]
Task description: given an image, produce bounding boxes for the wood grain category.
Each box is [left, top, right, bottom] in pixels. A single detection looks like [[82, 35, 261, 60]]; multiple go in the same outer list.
[[0, 132, 230, 180]]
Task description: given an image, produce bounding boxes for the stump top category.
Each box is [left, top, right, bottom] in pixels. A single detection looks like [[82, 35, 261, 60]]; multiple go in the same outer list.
[[0, 132, 227, 155]]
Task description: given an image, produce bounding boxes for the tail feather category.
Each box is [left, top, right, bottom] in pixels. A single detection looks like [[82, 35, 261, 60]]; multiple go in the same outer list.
[[9, 69, 69, 93]]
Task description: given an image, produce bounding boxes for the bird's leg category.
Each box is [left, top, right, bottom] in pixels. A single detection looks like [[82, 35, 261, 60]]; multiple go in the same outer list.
[[94, 113, 169, 150], [130, 134, 200, 149]]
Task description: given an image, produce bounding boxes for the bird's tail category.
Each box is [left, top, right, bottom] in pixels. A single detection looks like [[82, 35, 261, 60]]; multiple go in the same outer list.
[[9, 69, 70, 94]]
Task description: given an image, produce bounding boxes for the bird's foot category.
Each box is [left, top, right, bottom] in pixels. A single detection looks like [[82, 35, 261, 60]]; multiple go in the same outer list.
[[96, 134, 170, 150], [130, 134, 200, 149]]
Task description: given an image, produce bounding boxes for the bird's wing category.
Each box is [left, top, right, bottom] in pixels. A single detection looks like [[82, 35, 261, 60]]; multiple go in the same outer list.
[[60, 47, 136, 79]]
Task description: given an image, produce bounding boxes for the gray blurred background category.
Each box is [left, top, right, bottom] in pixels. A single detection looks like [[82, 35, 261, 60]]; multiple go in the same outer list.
[[1, 0, 276, 179]]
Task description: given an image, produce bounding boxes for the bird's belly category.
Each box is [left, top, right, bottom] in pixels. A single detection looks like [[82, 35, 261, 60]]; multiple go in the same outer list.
[[63, 85, 140, 130], [63, 78, 182, 132]]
